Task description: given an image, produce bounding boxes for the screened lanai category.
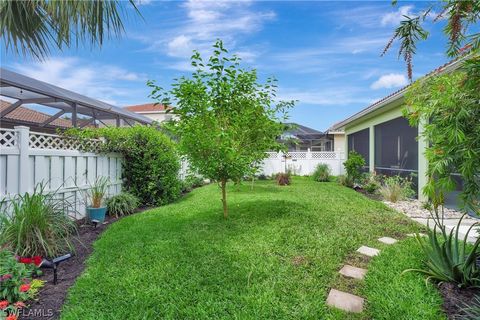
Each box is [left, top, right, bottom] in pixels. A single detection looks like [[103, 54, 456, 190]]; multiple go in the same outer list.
[[0, 68, 152, 131]]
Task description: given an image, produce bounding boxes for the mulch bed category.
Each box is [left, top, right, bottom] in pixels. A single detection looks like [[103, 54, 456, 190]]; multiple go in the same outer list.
[[439, 282, 479, 319], [19, 207, 152, 320]]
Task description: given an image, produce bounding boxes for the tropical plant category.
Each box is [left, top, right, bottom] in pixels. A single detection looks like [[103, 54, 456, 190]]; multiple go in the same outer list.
[[63, 125, 182, 207], [0, 185, 76, 257], [106, 192, 139, 217], [0, 0, 140, 59], [276, 172, 291, 186], [84, 177, 110, 208], [147, 40, 294, 218], [378, 175, 415, 202], [405, 212, 480, 288], [312, 164, 331, 182], [336, 174, 353, 187], [343, 151, 366, 185], [383, 0, 480, 81]]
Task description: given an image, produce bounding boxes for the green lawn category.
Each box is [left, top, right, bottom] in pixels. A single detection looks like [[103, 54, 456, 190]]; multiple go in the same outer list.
[[61, 177, 444, 319]]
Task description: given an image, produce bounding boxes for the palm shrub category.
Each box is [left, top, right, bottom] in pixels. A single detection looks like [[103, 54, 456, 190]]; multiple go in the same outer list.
[[343, 151, 365, 185], [106, 192, 139, 217], [312, 164, 331, 182], [0, 185, 76, 257]]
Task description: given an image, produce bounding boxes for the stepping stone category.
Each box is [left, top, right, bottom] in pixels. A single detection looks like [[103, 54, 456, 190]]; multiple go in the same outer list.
[[326, 289, 364, 313], [356, 245, 380, 257], [339, 265, 367, 280], [378, 237, 398, 245]]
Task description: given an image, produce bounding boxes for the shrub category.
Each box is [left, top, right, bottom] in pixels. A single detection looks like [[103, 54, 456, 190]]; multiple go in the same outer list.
[[257, 174, 269, 181], [405, 213, 480, 289], [0, 185, 76, 257], [379, 175, 415, 202], [362, 172, 381, 194], [180, 173, 205, 193], [343, 151, 366, 185], [64, 125, 182, 207], [83, 177, 109, 208], [336, 174, 353, 187], [312, 164, 331, 182], [106, 192, 140, 217], [275, 172, 291, 186]]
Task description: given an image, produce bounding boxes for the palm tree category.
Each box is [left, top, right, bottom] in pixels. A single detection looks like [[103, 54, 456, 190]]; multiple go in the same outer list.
[[0, 0, 140, 59]]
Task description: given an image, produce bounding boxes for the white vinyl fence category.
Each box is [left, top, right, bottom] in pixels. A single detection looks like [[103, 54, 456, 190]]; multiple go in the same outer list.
[[0, 126, 123, 219], [261, 150, 345, 176]]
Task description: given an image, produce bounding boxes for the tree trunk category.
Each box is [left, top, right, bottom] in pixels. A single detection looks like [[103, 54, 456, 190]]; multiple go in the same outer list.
[[221, 179, 228, 218]]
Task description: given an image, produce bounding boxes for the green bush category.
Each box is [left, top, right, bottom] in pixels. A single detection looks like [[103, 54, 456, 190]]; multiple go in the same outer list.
[[312, 164, 331, 182], [180, 173, 205, 193], [64, 125, 182, 207], [343, 151, 366, 185], [379, 175, 415, 202], [0, 185, 76, 257], [363, 172, 381, 194], [106, 192, 140, 217]]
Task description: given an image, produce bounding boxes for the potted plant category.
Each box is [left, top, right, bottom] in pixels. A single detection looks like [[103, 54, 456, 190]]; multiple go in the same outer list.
[[85, 177, 109, 223]]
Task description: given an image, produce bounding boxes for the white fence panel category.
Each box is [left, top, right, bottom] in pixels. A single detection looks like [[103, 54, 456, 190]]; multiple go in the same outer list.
[[0, 126, 123, 219], [260, 150, 345, 176]]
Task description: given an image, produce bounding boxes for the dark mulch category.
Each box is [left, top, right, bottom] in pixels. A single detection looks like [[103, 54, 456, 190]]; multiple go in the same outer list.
[[354, 187, 383, 201], [19, 206, 152, 320], [439, 282, 480, 319]]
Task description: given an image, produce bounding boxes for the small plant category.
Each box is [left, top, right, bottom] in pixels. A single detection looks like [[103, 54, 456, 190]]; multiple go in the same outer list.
[[343, 151, 366, 185], [457, 294, 480, 320], [312, 164, 331, 182], [180, 173, 205, 193], [405, 211, 480, 289], [362, 172, 381, 194], [0, 185, 76, 257], [378, 175, 415, 202], [336, 175, 353, 188], [85, 177, 110, 208], [106, 192, 140, 217], [276, 172, 291, 186]]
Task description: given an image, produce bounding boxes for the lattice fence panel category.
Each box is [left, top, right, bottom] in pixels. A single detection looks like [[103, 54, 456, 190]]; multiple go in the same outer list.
[[0, 130, 16, 147], [266, 152, 279, 159], [311, 152, 337, 159], [287, 152, 307, 159], [29, 133, 102, 151]]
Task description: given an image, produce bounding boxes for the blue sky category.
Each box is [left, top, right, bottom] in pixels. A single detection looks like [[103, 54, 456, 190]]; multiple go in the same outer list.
[[1, 1, 452, 131]]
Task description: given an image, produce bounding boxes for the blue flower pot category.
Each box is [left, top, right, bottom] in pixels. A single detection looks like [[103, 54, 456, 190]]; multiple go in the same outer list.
[[87, 207, 107, 223]]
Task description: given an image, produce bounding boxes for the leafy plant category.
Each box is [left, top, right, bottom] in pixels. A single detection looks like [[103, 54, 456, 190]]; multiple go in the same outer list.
[[379, 175, 415, 202], [312, 164, 331, 182], [405, 211, 480, 288], [147, 40, 294, 217], [457, 294, 480, 319], [0, 250, 40, 303], [106, 192, 139, 217], [84, 177, 109, 208], [276, 172, 291, 186], [180, 174, 205, 193], [0, 185, 76, 257], [363, 172, 381, 194], [63, 125, 182, 207], [343, 151, 366, 185]]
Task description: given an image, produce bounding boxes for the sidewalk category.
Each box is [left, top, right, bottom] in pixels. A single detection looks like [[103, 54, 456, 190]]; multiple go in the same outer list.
[[412, 217, 479, 244]]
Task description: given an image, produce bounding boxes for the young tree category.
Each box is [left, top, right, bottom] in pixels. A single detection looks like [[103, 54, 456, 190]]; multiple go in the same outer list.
[[0, 0, 140, 59], [383, 0, 479, 81], [148, 40, 294, 218]]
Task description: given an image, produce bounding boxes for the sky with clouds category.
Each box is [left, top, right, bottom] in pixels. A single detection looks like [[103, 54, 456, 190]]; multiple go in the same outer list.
[[1, 0, 452, 131]]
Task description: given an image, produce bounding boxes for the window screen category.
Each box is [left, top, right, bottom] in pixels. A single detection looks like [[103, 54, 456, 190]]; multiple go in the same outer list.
[[347, 128, 370, 170]]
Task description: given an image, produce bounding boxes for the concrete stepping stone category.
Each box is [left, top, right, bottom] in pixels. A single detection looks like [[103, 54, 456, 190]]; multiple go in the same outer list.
[[339, 265, 367, 280], [326, 289, 364, 313], [378, 236, 398, 245], [356, 245, 380, 257]]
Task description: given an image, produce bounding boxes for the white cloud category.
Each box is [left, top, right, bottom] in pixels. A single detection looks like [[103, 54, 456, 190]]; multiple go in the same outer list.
[[370, 73, 408, 89], [381, 5, 415, 26], [13, 57, 148, 105], [167, 35, 193, 57]]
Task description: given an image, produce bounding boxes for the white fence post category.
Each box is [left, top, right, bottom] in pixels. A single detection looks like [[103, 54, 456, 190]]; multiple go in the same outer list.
[[15, 126, 30, 194]]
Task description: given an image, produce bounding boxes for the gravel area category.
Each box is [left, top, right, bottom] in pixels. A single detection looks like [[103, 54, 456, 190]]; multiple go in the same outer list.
[[383, 199, 469, 219]]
